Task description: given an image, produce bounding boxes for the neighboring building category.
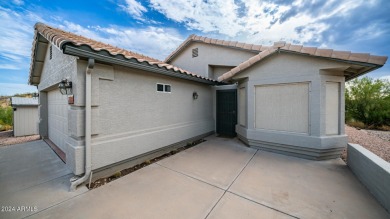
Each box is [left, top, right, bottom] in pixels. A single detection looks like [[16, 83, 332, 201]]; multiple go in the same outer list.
[[11, 97, 39, 137], [28, 23, 387, 189]]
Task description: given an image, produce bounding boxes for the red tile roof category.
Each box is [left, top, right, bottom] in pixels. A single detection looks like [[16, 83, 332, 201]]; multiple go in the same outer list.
[[29, 23, 217, 85], [218, 41, 388, 81]]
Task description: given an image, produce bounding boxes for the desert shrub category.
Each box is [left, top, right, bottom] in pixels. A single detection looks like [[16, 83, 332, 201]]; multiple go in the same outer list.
[[0, 106, 13, 130], [345, 77, 390, 127], [346, 120, 366, 129]]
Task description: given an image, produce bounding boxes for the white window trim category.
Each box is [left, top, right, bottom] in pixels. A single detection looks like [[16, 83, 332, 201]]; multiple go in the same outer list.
[[156, 83, 172, 93], [164, 84, 172, 93]]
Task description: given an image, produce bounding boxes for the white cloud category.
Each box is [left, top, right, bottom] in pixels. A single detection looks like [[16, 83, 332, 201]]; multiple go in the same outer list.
[[148, 0, 372, 45], [0, 83, 37, 96], [120, 0, 147, 20], [45, 21, 184, 60], [379, 75, 390, 81], [58, 21, 103, 40], [0, 6, 184, 72], [149, 0, 243, 37], [0, 7, 40, 70], [58, 21, 184, 60], [12, 0, 24, 6], [0, 64, 22, 70]]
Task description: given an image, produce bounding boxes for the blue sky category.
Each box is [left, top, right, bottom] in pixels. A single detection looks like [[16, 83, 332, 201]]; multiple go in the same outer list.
[[0, 0, 389, 95]]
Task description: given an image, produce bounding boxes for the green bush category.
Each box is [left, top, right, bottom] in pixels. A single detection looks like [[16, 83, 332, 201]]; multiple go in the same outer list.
[[0, 106, 13, 130], [345, 77, 390, 127]]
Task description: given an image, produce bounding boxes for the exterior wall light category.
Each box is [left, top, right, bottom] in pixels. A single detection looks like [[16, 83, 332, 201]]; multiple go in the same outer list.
[[59, 79, 73, 95], [193, 91, 199, 100]]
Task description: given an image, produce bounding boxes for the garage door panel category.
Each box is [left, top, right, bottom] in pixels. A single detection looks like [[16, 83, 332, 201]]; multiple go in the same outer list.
[[48, 90, 68, 153], [255, 82, 309, 134]]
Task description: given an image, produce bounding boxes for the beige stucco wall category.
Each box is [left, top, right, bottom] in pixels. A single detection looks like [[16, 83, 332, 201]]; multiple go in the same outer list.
[[38, 44, 78, 172], [38, 44, 77, 92], [238, 86, 246, 126], [86, 64, 214, 171], [209, 66, 235, 80], [326, 82, 340, 135], [37, 44, 215, 174], [234, 52, 348, 159], [170, 42, 257, 78]]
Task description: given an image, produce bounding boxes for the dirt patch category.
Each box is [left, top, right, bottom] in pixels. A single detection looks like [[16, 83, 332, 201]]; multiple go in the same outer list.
[[0, 134, 41, 147], [87, 139, 206, 190], [344, 125, 390, 163]]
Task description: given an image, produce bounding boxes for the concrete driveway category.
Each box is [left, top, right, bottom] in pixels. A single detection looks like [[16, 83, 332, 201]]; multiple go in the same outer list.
[[0, 140, 87, 219], [2, 137, 389, 219]]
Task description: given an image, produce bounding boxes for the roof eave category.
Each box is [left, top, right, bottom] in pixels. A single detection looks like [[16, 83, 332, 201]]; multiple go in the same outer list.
[[29, 33, 49, 86], [344, 65, 382, 81], [279, 49, 384, 81], [63, 44, 221, 85], [220, 49, 384, 82]]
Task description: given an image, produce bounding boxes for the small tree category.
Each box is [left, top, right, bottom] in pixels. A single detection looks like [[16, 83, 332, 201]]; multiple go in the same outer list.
[[345, 77, 390, 127]]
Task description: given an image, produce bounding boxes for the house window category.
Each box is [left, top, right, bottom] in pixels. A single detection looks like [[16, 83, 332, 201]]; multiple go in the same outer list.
[[192, 48, 198, 58], [164, 85, 171, 92], [157, 84, 164, 92], [157, 83, 171, 93]]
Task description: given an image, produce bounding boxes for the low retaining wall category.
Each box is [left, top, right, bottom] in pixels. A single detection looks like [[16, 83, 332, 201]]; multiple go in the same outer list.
[[347, 143, 390, 213]]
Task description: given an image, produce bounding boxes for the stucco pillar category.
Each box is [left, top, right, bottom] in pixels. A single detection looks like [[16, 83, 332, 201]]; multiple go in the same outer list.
[[310, 78, 322, 137], [38, 91, 48, 138]]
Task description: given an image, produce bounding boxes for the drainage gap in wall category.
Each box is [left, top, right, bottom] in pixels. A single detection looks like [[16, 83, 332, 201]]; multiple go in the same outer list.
[[86, 138, 206, 190]]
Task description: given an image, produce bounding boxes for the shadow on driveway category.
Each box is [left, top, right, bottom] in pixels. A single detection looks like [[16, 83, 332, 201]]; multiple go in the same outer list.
[[0, 140, 87, 219]]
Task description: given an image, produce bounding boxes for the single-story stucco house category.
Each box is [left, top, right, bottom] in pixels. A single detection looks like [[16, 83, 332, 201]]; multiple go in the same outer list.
[[29, 23, 387, 190]]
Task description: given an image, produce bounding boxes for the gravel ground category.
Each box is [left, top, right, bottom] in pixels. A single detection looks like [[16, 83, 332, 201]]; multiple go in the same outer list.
[[0, 134, 41, 147], [344, 125, 390, 162]]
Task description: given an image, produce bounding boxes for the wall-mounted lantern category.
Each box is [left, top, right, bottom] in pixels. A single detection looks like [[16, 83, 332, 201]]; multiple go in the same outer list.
[[193, 91, 199, 100], [59, 79, 73, 95]]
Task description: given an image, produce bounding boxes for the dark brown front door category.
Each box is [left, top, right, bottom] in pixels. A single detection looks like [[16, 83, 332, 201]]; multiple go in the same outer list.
[[216, 89, 237, 137]]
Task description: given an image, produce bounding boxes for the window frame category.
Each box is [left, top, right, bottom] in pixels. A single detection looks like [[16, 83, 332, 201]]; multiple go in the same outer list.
[[156, 83, 172, 93], [164, 84, 171, 93]]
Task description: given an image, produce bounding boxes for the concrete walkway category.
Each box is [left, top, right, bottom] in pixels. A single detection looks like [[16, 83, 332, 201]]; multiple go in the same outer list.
[[0, 140, 87, 219], [1, 137, 389, 218]]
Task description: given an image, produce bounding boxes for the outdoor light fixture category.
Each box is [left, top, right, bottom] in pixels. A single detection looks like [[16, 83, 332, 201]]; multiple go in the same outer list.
[[193, 91, 199, 100], [58, 79, 73, 95]]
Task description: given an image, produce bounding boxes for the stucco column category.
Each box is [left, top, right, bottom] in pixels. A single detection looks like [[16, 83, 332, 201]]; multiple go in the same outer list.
[[38, 91, 48, 138], [310, 77, 323, 137], [247, 81, 255, 130], [339, 81, 346, 135]]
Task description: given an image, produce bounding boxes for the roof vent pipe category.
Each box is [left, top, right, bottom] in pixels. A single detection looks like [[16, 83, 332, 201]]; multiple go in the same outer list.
[[70, 58, 95, 191]]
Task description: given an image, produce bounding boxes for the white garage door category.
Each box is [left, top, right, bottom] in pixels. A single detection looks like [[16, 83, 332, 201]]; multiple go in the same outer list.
[[48, 89, 68, 152]]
